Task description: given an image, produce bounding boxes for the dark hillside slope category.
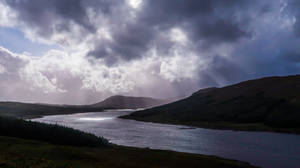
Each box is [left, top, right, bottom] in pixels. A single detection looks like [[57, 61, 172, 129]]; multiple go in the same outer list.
[[124, 75, 300, 132]]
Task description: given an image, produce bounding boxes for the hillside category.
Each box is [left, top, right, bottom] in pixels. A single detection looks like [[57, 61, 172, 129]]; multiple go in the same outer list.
[[0, 102, 104, 118], [91, 95, 167, 109], [123, 75, 300, 133], [0, 136, 256, 168]]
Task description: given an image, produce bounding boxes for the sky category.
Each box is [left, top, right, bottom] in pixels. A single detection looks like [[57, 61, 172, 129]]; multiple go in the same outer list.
[[0, 0, 300, 104]]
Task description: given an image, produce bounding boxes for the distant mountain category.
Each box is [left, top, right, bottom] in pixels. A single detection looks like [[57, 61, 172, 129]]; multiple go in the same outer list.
[[0, 95, 169, 118], [123, 75, 300, 133], [91, 95, 167, 109], [0, 102, 104, 118]]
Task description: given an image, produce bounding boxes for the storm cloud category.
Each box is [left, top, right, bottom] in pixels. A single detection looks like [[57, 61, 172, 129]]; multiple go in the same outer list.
[[89, 0, 256, 62], [4, 0, 257, 62], [0, 0, 300, 104]]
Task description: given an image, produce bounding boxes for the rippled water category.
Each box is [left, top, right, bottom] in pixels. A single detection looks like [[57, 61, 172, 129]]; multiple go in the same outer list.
[[32, 110, 300, 168]]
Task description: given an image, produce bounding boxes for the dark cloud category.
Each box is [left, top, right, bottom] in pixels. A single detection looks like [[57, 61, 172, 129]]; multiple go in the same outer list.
[[190, 19, 251, 46], [140, 0, 253, 41], [88, 23, 155, 63], [4, 0, 119, 38], [5, 0, 263, 64], [84, 0, 257, 62], [288, 0, 300, 37], [284, 52, 300, 62]]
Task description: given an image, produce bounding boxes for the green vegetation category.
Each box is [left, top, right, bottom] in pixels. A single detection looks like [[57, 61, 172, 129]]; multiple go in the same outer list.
[[123, 75, 300, 134], [0, 136, 256, 168], [0, 102, 104, 119], [0, 117, 109, 147]]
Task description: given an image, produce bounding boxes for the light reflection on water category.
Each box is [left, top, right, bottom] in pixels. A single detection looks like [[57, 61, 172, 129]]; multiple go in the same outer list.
[[78, 117, 113, 121], [32, 110, 300, 168]]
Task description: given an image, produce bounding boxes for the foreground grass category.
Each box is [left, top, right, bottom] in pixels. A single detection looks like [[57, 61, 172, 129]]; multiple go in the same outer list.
[[0, 136, 257, 168], [122, 115, 300, 134]]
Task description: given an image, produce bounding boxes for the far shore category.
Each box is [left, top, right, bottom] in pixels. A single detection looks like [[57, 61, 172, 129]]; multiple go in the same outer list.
[[121, 115, 300, 135]]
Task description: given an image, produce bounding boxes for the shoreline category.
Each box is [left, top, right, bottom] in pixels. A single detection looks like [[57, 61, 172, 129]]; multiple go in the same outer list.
[[29, 110, 300, 135], [120, 115, 300, 135], [24, 109, 134, 120]]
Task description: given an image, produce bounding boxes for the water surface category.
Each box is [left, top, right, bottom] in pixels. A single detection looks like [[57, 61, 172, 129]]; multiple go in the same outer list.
[[32, 110, 300, 168]]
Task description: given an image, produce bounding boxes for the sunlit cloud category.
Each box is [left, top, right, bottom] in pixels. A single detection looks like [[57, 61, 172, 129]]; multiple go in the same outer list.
[[127, 0, 143, 9], [0, 64, 6, 74], [169, 28, 188, 44]]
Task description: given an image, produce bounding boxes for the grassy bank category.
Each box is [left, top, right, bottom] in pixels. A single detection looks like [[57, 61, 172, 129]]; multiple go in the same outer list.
[[0, 136, 257, 168]]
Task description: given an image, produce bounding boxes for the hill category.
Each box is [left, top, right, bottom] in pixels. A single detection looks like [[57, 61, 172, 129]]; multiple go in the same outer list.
[[0, 102, 104, 118], [123, 75, 300, 133], [91, 95, 167, 109]]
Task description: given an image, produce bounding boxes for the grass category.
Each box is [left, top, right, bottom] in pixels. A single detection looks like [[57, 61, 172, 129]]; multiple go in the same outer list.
[[0, 136, 257, 168]]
